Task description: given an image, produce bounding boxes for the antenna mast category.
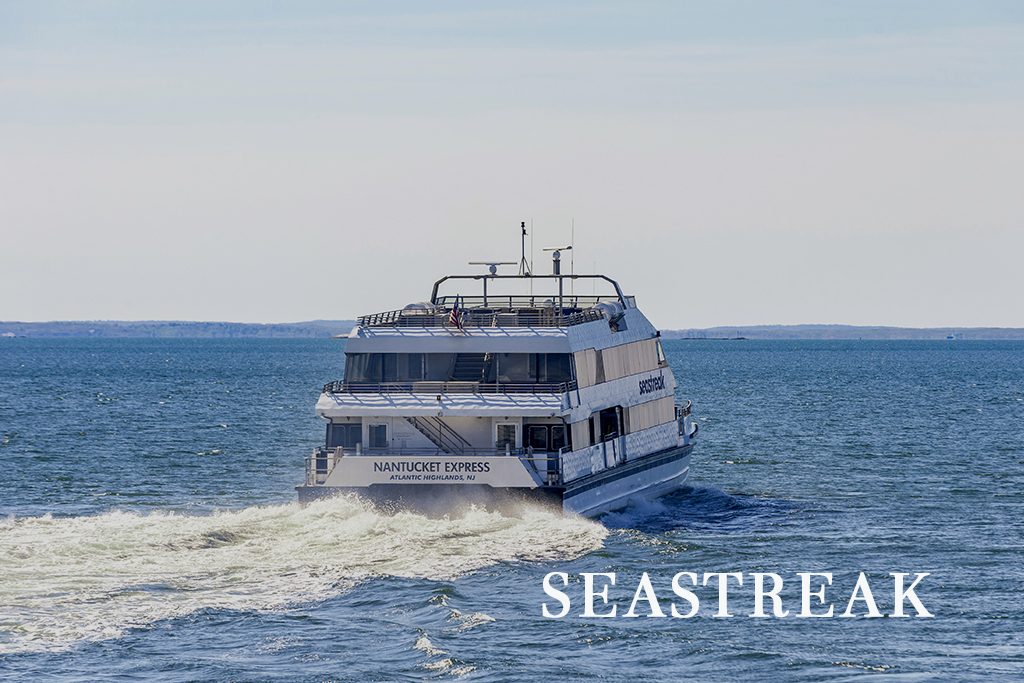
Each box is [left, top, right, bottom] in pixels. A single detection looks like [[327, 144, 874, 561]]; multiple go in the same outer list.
[[570, 218, 575, 294], [518, 221, 531, 276]]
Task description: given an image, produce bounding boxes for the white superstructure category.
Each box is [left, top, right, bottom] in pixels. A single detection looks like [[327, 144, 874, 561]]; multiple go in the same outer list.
[[298, 253, 697, 517]]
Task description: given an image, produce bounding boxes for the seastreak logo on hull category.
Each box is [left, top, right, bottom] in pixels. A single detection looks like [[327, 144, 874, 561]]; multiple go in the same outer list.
[[638, 373, 666, 395]]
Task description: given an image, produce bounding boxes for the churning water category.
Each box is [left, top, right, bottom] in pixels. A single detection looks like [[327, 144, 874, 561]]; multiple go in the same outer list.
[[0, 498, 605, 655], [1, 339, 1022, 680]]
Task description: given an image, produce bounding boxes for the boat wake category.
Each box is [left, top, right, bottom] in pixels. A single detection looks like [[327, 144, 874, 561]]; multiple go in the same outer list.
[[601, 485, 796, 533], [0, 497, 606, 654]]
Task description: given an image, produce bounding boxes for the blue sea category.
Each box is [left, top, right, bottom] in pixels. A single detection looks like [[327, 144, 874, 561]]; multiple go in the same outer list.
[[1, 339, 1021, 681]]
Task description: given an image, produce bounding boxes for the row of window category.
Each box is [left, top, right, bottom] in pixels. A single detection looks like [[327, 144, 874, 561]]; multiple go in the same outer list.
[[344, 353, 573, 384], [572, 396, 677, 450], [327, 420, 570, 453], [492, 422, 572, 454], [327, 422, 389, 450], [328, 400, 674, 454]]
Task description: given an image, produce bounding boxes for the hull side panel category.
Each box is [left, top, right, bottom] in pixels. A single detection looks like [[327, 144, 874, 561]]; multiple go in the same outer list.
[[562, 444, 692, 517], [297, 444, 691, 518]]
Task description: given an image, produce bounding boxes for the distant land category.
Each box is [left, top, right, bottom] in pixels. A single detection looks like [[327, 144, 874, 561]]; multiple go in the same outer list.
[[0, 320, 357, 338], [660, 325, 1024, 340], [2, 321, 1024, 340]]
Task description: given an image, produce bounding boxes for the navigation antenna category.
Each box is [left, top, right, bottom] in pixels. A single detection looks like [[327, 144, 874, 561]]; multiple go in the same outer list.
[[570, 218, 575, 294], [469, 261, 516, 276], [468, 261, 515, 307], [518, 221, 531, 276], [543, 244, 573, 313]]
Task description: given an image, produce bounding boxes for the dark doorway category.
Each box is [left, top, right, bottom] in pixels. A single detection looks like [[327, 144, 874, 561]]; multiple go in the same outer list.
[[598, 406, 623, 442]]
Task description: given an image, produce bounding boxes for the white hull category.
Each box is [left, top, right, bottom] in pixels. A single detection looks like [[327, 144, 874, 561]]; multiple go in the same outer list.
[[296, 444, 692, 518], [562, 446, 691, 516]]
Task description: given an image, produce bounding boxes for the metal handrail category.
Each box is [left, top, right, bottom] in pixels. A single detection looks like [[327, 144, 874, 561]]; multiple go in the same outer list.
[[357, 307, 603, 328], [322, 380, 577, 395], [307, 447, 566, 458], [676, 399, 692, 418], [306, 446, 345, 486], [434, 295, 616, 308], [430, 273, 627, 308], [404, 415, 473, 455], [431, 416, 473, 450]]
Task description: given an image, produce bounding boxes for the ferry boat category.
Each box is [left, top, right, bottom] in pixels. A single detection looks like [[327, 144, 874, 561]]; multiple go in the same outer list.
[[297, 245, 698, 517]]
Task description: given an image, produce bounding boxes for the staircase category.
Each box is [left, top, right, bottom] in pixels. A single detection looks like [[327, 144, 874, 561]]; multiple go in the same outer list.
[[451, 353, 488, 382], [405, 416, 474, 455]]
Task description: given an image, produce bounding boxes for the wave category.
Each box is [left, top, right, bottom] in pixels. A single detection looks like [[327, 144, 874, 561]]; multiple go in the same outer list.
[[601, 485, 796, 533], [0, 496, 606, 654]]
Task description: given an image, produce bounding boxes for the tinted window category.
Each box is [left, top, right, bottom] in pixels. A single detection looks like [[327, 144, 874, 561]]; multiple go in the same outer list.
[[540, 354, 572, 382], [345, 353, 572, 384], [344, 354, 380, 383], [368, 424, 387, 449], [425, 354, 455, 381], [551, 425, 569, 451], [526, 425, 549, 451], [327, 423, 362, 449], [496, 424, 517, 449], [495, 354, 531, 382]]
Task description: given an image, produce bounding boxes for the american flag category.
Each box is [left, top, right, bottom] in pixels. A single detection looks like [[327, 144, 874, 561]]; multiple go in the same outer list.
[[448, 295, 464, 330]]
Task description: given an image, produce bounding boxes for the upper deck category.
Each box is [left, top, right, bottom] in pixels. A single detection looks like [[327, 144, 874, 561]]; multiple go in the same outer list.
[[355, 273, 632, 330], [359, 296, 606, 329]]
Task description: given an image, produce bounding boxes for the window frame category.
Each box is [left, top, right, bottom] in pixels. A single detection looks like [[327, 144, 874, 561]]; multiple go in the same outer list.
[[495, 422, 519, 450], [367, 423, 388, 450], [327, 422, 363, 449]]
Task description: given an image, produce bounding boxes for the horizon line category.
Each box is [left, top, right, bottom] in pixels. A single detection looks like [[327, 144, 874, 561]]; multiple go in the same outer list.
[[3, 320, 1024, 331]]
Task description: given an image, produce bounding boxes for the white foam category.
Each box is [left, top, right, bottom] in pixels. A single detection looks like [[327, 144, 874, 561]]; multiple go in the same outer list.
[[447, 609, 496, 632], [0, 496, 606, 653]]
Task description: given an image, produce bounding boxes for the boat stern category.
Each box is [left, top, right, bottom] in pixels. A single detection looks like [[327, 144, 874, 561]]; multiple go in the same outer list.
[[296, 448, 564, 511]]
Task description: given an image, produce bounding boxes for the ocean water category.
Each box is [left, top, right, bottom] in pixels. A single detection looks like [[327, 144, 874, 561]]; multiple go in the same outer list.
[[0, 338, 1021, 681]]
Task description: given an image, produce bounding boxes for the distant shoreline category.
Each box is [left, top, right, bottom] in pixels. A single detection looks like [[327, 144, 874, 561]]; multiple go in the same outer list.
[[0, 320, 357, 339], [660, 324, 1024, 341], [2, 321, 1024, 340]]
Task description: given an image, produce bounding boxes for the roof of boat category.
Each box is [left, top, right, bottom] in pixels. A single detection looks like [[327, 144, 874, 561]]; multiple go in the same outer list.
[[316, 390, 567, 417]]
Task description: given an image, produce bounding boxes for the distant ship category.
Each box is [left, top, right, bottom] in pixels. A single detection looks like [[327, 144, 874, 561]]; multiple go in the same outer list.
[[297, 235, 698, 517]]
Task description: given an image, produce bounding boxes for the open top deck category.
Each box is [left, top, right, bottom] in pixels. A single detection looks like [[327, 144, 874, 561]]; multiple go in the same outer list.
[[359, 273, 632, 329]]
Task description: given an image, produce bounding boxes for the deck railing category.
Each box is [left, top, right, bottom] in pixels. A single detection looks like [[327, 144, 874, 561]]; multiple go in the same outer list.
[[357, 307, 604, 329], [676, 399, 692, 418], [322, 380, 577, 395], [434, 295, 617, 309]]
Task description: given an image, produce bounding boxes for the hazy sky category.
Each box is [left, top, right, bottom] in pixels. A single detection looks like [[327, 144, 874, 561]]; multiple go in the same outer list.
[[2, 1, 1023, 327]]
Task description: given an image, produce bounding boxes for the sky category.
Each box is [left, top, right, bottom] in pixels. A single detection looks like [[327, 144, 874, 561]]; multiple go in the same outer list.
[[2, 1, 1023, 328]]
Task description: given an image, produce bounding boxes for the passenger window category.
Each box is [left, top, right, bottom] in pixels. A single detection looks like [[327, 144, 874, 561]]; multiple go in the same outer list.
[[406, 353, 425, 381], [496, 423, 517, 450], [368, 424, 388, 449], [526, 426, 549, 451], [550, 425, 569, 451], [328, 423, 362, 449]]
